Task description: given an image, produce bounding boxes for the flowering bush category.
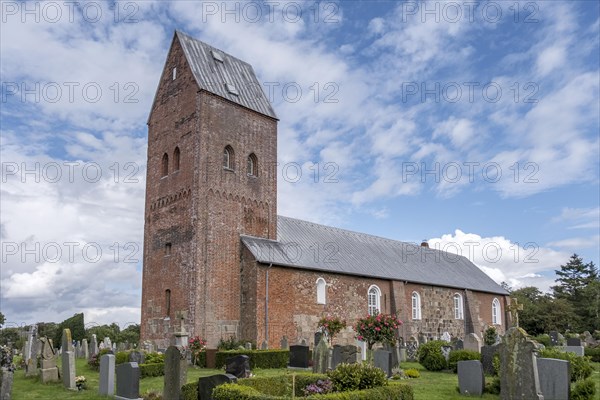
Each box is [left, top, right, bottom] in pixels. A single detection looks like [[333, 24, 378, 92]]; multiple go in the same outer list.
[[188, 336, 207, 365], [354, 313, 402, 350], [303, 379, 333, 395], [75, 376, 87, 390], [317, 316, 347, 345]]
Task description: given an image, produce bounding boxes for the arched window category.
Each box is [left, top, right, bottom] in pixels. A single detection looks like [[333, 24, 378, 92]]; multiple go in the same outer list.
[[316, 278, 326, 304], [247, 153, 257, 176], [412, 292, 422, 320], [368, 285, 381, 315], [223, 146, 234, 170], [161, 153, 169, 177], [454, 293, 464, 319], [165, 289, 171, 317], [492, 298, 501, 325], [173, 147, 180, 171]]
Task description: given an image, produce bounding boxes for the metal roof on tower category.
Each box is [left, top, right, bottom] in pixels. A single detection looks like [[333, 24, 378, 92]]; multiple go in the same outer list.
[[241, 216, 509, 295], [176, 31, 278, 119]]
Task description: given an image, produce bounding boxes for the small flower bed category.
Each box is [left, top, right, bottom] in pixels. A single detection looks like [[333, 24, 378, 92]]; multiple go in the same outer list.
[[75, 376, 87, 390], [303, 379, 333, 395]]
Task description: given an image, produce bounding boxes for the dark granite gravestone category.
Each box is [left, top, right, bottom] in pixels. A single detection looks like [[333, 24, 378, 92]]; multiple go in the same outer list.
[[314, 332, 323, 347], [224, 355, 250, 378], [289, 345, 310, 368], [566, 337, 581, 346], [332, 345, 359, 369], [549, 331, 559, 346], [458, 360, 485, 396], [383, 343, 400, 368], [454, 339, 464, 350], [480, 345, 499, 375], [537, 358, 570, 400], [129, 351, 145, 365], [164, 346, 187, 400], [373, 349, 392, 377], [198, 374, 237, 400], [115, 362, 141, 399]]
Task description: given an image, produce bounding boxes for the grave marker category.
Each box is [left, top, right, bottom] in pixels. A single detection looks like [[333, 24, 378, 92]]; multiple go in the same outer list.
[[99, 354, 115, 396], [458, 360, 485, 396], [499, 327, 543, 400], [537, 358, 570, 400]]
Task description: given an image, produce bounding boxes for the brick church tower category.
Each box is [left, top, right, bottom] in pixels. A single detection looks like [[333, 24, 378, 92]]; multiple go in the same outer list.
[[140, 31, 278, 348]]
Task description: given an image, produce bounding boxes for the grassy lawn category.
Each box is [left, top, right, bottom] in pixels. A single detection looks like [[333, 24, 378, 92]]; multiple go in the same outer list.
[[11, 359, 600, 400]]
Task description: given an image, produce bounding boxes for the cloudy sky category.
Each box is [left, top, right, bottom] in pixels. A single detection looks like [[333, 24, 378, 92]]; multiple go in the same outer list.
[[1, 1, 598, 328]]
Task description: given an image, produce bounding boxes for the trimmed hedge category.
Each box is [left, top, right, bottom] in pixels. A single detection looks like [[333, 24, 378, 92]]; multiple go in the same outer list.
[[116, 351, 131, 365], [239, 374, 328, 397], [417, 340, 449, 371], [213, 383, 414, 400], [215, 349, 289, 369], [572, 378, 597, 400], [448, 350, 481, 373], [583, 347, 600, 362], [140, 362, 164, 378], [182, 382, 197, 400]]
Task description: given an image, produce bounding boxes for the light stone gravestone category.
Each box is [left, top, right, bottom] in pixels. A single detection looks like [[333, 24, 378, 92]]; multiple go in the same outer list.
[[163, 346, 188, 400], [81, 338, 89, 360], [39, 337, 59, 383], [457, 360, 485, 396], [99, 354, 115, 396], [499, 327, 543, 400], [245, 342, 252, 350], [61, 329, 76, 390], [261, 341, 268, 350], [312, 337, 329, 374], [558, 346, 584, 356], [24, 326, 39, 377], [441, 332, 451, 342], [280, 336, 288, 349], [464, 333, 482, 353], [91, 334, 99, 356], [537, 358, 570, 400], [104, 337, 112, 349], [441, 345, 453, 364], [115, 362, 142, 400]]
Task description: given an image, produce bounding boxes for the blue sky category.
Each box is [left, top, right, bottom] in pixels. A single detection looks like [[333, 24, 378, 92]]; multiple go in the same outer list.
[[1, 1, 598, 327]]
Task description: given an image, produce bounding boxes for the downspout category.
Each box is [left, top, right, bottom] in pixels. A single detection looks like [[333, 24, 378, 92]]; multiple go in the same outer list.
[[265, 263, 273, 344]]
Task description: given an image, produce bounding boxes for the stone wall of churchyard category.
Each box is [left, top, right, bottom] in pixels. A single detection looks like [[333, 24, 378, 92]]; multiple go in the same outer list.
[[141, 34, 278, 349]]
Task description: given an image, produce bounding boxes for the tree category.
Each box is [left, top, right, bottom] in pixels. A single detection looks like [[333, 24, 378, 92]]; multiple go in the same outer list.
[[0, 312, 5, 327], [54, 313, 85, 345], [117, 324, 140, 344]]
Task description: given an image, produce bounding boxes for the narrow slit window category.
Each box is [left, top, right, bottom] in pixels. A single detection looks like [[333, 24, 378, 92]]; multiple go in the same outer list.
[[165, 289, 171, 317], [223, 146, 234, 170], [161, 153, 169, 177], [173, 147, 180, 171], [247, 153, 257, 176]]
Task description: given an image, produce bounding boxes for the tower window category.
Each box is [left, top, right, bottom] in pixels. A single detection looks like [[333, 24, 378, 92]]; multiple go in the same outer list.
[[165, 243, 172, 256], [368, 285, 381, 315], [223, 146, 234, 170], [172, 67, 177, 80], [316, 278, 326, 304], [165, 289, 171, 317], [161, 153, 169, 177], [412, 291, 422, 320], [173, 147, 180, 172], [247, 153, 257, 177]]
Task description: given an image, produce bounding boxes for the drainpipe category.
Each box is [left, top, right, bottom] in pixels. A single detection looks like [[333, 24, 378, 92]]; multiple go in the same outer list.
[[265, 263, 273, 345]]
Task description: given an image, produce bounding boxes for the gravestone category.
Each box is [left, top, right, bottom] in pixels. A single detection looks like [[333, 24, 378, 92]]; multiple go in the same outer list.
[[24, 327, 39, 377], [129, 351, 145, 365], [373, 349, 392, 377], [115, 362, 141, 400], [300, 339, 307, 346], [39, 337, 59, 383], [280, 336, 288, 350], [225, 355, 250, 378], [384, 342, 400, 368], [104, 337, 112, 349], [499, 327, 543, 400], [399, 347, 407, 362], [75, 341, 81, 358], [537, 358, 570, 400], [454, 339, 464, 350], [332, 345, 359, 369], [289, 345, 310, 368], [99, 354, 115, 396], [91, 334, 99, 356], [198, 374, 237, 400], [81, 339, 89, 360], [164, 346, 188, 400], [464, 333, 481, 353], [314, 332, 323, 347], [406, 338, 418, 361], [244, 342, 252, 350], [312, 338, 329, 374], [441, 345, 453, 364], [558, 346, 584, 356], [566, 337, 581, 346], [261, 341, 268, 350], [581, 331, 593, 347], [61, 329, 76, 390], [480, 345, 499, 376], [0, 346, 14, 400], [549, 331, 559, 346], [441, 332, 451, 342], [457, 360, 485, 396]]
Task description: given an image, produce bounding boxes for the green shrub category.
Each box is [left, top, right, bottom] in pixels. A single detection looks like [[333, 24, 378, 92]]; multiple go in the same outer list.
[[539, 348, 593, 381], [115, 351, 131, 365], [218, 336, 248, 350], [417, 340, 448, 371], [404, 368, 420, 378], [572, 378, 597, 400], [484, 326, 498, 346], [215, 350, 289, 369], [142, 390, 162, 400], [139, 362, 164, 378], [327, 362, 387, 392], [533, 334, 551, 347], [492, 353, 500, 376], [484, 377, 501, 395], [87, 348, 112, 371], [583, 346, 600, 362], [238, 374, 327, 397], [448, 350, 480, 373], [181, 382, 197, 400], [195, 351, 206, 367], [145, 352, 164, 364]]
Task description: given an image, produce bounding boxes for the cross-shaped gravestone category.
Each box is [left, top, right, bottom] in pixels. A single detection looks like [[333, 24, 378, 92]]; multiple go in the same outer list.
[[507, 298, 523, 328]]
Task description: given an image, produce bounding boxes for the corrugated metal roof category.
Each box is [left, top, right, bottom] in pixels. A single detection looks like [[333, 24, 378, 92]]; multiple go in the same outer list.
[[241, 216, 508, 295], [176, 31, 277, 119]]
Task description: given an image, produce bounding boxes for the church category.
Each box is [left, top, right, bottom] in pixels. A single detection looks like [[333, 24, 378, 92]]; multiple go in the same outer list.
[[140, 31, 509, 349]]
